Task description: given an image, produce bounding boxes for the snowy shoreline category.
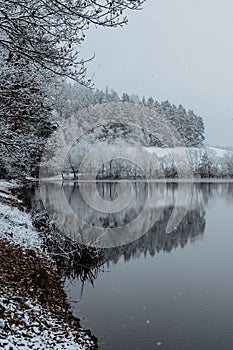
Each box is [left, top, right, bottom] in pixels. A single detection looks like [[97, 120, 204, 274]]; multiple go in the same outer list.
[[0, 180, 97, 350]]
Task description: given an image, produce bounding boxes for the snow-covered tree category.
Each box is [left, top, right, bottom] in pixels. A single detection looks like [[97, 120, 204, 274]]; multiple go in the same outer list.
[[198, 150, 213, 178], [109, 90, 120, 103], [0, 51, 57, 177], [122, 92, 130, 102], [0, 0, 145, 83], [223, 151, 233, 177], [53, 83, 205, 150], [157, 101, 205, 147], [147, 97, 154, 108]]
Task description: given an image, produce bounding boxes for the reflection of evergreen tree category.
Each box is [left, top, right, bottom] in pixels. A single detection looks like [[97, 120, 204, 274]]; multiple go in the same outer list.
[[103, 206, 206, 264]]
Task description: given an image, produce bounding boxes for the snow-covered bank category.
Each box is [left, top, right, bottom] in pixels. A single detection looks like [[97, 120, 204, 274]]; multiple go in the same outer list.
[[0, 181, 97, 349], [0, 181, 45, 253], [0, 286, 94, 350]]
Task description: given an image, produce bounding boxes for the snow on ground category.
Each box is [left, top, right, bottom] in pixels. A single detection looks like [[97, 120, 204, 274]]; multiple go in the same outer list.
[[0, 181, 44, 253], [208, 146, 228, 157], [0, 180, 17, 189], [145, 146, 227, 159], [145, 147, 173, 157], [0, 181, 97, 350], [0, 293, 93, 350], [145, 146, 231, 175]]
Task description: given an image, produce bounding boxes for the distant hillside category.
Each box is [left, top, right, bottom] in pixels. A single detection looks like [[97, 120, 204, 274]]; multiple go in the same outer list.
[[54, 83, 205, 148]]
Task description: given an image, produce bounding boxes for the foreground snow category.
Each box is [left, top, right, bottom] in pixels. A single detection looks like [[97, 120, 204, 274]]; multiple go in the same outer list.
[[0, 181, 96, 350], [0, 202, 41, 251], [0, 294, 93, 350]]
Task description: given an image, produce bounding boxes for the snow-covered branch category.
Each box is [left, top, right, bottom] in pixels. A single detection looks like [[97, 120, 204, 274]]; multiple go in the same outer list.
[[0, 0, 145, 83]]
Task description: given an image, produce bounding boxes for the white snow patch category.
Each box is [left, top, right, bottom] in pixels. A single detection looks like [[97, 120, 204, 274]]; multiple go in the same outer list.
[[208, 146, 227, 157], [0, 201, 44, 253], [0, 293, 94, 350]]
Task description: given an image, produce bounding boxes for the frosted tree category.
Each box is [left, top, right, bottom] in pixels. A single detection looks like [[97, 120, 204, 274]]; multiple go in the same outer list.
[[0, 50, 59, 177], [122, 92, 130, 102], [94, 89, 106, 104], [155, 101, 205, 147], [147, 97, 154, 108], [130, 94, 140, 104], [53, 84, 206, 150], [198, 150, 213, 178], [223, 151, 233, 177], [109, 90, 120, 103], [0, 0, 145, 83]]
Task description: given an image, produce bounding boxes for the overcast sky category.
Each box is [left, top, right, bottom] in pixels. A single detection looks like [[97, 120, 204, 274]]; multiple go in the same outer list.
[[82, 0, 233, 146]]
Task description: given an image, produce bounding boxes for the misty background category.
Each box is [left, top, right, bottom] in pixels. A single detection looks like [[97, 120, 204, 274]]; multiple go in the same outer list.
[[82, 0, 233, 146]]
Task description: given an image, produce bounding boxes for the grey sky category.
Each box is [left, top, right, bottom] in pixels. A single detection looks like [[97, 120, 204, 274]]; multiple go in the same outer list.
[[82, 0, 233, 146]]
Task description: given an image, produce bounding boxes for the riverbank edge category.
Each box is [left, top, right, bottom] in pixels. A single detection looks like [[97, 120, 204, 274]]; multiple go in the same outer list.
[[0, 180, 98, 350]]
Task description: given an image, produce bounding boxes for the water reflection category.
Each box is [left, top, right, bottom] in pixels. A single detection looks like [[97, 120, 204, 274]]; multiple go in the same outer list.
[[39, 182, 233, 263], [40, 181, 200, 246], [104, 206, 205, 264], [27, 182, 233, 275], [23, 182, 233, 349], [63, 182, 233, 350]]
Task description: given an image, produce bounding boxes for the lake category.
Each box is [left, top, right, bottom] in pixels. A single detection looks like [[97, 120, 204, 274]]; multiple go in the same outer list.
[[40, 181, 233, 349]]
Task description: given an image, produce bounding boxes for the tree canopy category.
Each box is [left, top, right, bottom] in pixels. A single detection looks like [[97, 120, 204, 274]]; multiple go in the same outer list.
[[0, 0, 144, 84]]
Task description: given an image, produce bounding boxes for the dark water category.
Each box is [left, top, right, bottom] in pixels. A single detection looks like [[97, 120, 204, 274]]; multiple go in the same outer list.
[[45, 182, 233, 349]]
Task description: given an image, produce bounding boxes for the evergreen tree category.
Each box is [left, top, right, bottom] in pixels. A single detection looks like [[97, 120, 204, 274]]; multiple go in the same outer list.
[[122, 93, 130, 102]]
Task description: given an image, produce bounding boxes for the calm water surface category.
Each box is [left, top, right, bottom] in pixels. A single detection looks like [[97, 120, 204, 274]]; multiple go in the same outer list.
[[48, 182, 233, 350]]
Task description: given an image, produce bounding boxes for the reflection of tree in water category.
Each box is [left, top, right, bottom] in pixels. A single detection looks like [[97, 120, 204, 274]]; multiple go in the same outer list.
[[63, 181, 148, 228], [63, 182, 233, 289], [194, 182, 233, 205], [103, 206, 205, 264], [101, 183, 233, 264], [19, 182, 233, 288], [61, 181, 208, 264]]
